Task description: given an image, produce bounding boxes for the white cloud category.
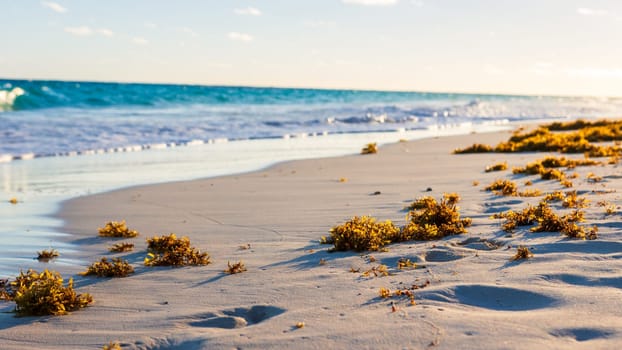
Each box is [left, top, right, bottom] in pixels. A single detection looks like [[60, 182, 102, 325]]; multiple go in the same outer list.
[[144, 22, 158, 29], [576, 7, 609, 16], [234, 6, 262, 16], [64, 26, 114, 38], [342, 0, 399, 6], [228, 32, 253, 42], [411, 0, 424, 7], [180, 27, 198, 37], [96, 28, 114, 37], [303, 20, 337, 28], [132, 37, 149, 45], [41, 1, 67, 13], [64, 26, 92, 36]]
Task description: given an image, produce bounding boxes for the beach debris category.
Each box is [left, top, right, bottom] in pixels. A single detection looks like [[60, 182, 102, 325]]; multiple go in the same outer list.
[[518, 189, 542, 197], [379, 287, 391, 298], [453, 143, 493, 154], [9, 197, 18, 204], [485, 179, 518, 196], [319, 235, 333, 244], [513, 156, 599, 176], [400, 193, 472, 241], [225, 260, 247, 274], [492, 201, 597, 239], [425, 187, 433, 192], [81, 257, 134, 277], [238, 243, 251, 250], [362, 264, 389, 278], [318, 258, 327, 266], [0, 279, 10, 300], [361, 142, 378, 154], [485, 162, 508, 172], [587, 172, 603, 183], [144, 233, 210, 266], [455, 119, 622, 157], [296, 322, 305, 329], [562, 191, 589, 208], [511, 246, 534, 261], [109, 242, 135, 253], [37, 249, 60, 262], [371, 191, 382, 196], [472, 180, 480, 186], [103, 341, 122, 350], [378, 283, 428, 306], [543, 191, 566, 202], [397, 258, 416, 270], [329, 216, 399, 252], [339, 177, 348, 183], [98, 220, 139, 238], [596, 201, 617, 215], [1, 269, 92, 316]]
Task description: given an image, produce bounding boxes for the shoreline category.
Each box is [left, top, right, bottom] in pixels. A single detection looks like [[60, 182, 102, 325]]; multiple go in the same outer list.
[[0, 124, 509, 278], [3, 126, 622, 349]]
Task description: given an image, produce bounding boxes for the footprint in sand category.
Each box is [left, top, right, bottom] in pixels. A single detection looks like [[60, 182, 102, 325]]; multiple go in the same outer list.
[[421, 284, 559, 311], [538, 273, 622, 289], [424, 246, 464, 262], [549, 328, 615, 342], [454, 237, 502, 251], [188, 305, 286, 329]]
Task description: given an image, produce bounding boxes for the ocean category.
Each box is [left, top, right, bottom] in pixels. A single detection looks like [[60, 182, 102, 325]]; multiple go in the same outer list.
[[2, 79, 622, 277]]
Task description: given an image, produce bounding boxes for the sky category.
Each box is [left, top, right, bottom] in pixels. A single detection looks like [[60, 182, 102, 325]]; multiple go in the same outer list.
[[1, 0, 622, 97]]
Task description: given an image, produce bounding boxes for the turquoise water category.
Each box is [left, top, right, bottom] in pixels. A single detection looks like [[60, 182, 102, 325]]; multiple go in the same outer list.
[[3, 79, 622, 159], [1, 79, 621, 278]]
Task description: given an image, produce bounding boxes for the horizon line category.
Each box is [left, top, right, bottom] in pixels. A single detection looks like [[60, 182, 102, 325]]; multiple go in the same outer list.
[[1, 75, 619, 100]]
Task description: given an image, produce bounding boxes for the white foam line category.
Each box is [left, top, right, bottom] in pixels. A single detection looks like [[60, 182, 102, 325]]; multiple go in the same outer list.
[[16, 153, 35, 160], [186, 140, 205, 146], [148, 143, 168, 150], [0, 154, 13, 163]]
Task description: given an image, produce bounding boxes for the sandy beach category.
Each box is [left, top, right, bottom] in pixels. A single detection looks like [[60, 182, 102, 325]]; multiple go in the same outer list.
[[2, 128, 622, 349]]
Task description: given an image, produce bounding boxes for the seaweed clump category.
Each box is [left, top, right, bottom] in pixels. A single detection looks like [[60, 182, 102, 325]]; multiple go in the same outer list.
[[103, 342, 122, 350], [485, 162, 508, 172], [98, 220, 139, 238], [400, 193, 472, 241], [109, 242, 135, 253], [224, 260, 247, 274], [145, 233, 211, 266], [511, 246, 534, 261], [491, 204, 540, 232], [327, 193, 471, 251], [37, 249, 60, 262], [455, 121, 622, 157], [493, 201, 597, 239], [329, 216, 399, 252], [453, 143, 493, 154], [485, 179, 518, 196], [361, 143, 378, 154], [81, 257, 134, 277], [1, 269, 92, 316]]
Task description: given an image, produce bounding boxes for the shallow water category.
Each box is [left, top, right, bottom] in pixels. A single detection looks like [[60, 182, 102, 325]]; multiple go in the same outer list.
[[0, 124, 511, 278]]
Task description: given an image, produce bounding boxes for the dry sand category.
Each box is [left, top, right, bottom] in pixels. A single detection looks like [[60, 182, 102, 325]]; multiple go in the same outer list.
[[2, 129, 622, 349]]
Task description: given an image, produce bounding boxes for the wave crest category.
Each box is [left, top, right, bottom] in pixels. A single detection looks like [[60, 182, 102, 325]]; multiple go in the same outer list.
[[0, 87, 25, 111]]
